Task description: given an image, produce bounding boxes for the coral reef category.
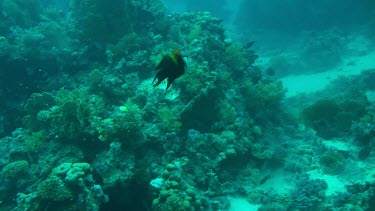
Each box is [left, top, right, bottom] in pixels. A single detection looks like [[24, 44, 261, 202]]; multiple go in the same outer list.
[[1, 160, 29, 180], [0, 1, 374, 210], [14, 162, 106, 210], [0, 4, 301, 208]]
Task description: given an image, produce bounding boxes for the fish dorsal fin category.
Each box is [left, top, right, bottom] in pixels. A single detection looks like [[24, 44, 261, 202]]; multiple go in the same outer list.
[[171, 53, 178, 65], [170, 49, 182, 65]]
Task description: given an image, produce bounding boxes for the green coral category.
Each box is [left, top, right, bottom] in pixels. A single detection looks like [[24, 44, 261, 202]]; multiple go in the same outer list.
[[1, 160, 29, 180]]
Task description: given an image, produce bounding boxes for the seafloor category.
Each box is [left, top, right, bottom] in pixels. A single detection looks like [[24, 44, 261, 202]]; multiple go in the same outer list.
[[0, 0, 375, 211]]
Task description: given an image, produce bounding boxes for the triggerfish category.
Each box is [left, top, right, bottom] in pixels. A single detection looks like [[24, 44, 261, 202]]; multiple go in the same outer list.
[[152, 49, 186, 91]]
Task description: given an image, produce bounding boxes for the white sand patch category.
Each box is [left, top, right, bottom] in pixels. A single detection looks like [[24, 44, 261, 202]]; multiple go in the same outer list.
[[322, 175, 347, 196], [260, 169, 294, 194], [365, 167, 375, 183], [280, 44, 375, 97], [228, 197, 260, 211], [366, 90, 375, 104], [359, 154, 375, 183], [322, 139, 352, 151]]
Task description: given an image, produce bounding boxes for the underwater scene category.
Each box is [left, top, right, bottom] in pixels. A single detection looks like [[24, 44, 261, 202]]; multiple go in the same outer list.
[[1, 0, 375, 210]]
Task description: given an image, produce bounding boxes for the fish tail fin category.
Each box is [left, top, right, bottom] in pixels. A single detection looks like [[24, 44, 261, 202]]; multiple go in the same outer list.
[[152, 77, 157, 86], [166, 78, 172, 91]]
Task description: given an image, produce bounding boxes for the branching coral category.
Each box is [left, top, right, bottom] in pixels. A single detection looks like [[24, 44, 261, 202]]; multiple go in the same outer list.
[[290, 174, 327, 210]]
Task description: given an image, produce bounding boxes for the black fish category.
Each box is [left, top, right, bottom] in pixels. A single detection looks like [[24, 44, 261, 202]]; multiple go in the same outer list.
[[259, 175, 271, 185], [244, 41, 255, 49], [152, 49, 186, 91]]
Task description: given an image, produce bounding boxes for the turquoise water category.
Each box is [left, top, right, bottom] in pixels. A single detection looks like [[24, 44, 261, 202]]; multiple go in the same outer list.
[[1, 0, 375, 210]]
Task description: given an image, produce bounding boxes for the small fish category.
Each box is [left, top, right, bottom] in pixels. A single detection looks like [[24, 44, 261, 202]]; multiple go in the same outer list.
[[265, 67, 275, 76], [259, 175, 271, 185], [152, 49, 186, 91], [244, 41, 255, 49]]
